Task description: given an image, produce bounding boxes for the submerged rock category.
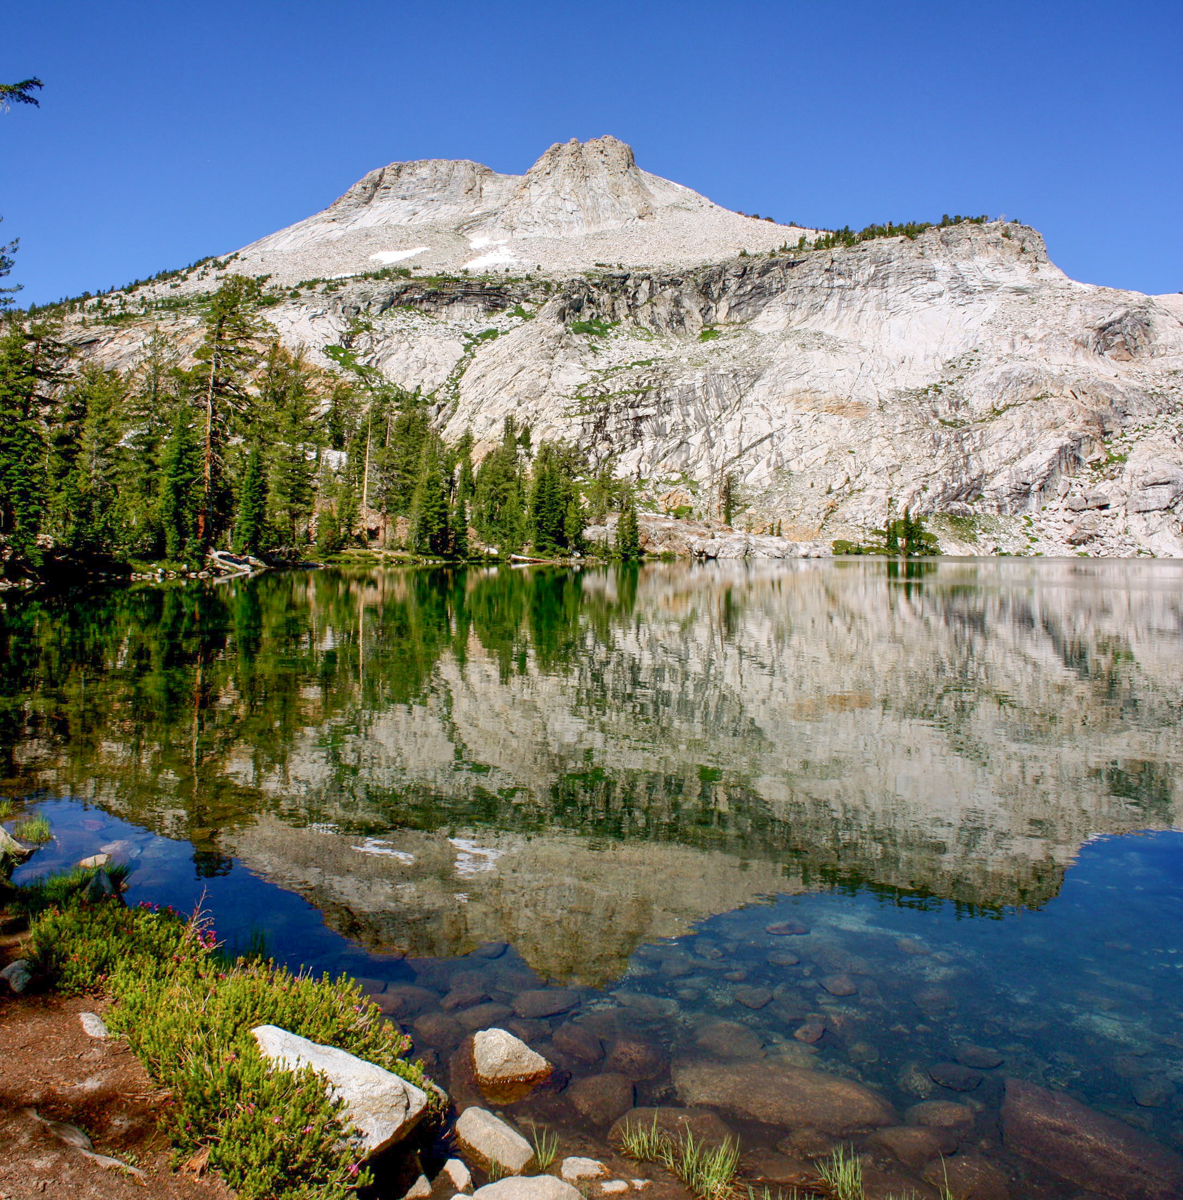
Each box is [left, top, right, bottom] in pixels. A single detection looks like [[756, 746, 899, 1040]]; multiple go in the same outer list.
[[869, 1125, 946, 1168], [1001, 1077, 1183, 1199], [454, 1106, 535, 1176], [251, 1024, 429, 1157], [766, 920, 810, 936], [923, 1153, 1010, 1200], [567, 1072, 635, 1125], [513, 989, 581, 1019], [673, 1058, 894, 1134], [604, 1036, 667, 1081], [904, 1100, 975, 1143], [609, 1106, 734, 1151], [928, 1061, 983, 1092], [694, 1019, 764, 1059], [553, 1022, 604, 1064]]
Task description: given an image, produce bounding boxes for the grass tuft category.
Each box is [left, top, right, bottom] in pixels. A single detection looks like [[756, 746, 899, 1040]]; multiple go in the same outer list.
[[0, 799, 15, 821], [818, 1146, 863, 1200], [13, 815, 52, 844], [619, 1116, 739, 1200], [530, 1126, 560, 1171]]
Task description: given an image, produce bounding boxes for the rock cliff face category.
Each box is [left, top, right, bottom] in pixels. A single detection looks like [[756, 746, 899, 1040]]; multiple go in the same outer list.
[[70, 137, 1183, 555]]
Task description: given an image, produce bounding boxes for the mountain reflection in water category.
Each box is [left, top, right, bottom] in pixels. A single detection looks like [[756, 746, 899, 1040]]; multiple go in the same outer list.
[[3, 559, 1181, 982], [7, 559, 1183, 1196]]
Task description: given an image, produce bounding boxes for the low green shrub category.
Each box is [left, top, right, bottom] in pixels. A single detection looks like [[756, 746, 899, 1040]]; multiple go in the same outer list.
[[698, 328, 720, 342], [13, 864, 131, 916], [26, 899, 437, 1200], [569, 318, 617, 337]]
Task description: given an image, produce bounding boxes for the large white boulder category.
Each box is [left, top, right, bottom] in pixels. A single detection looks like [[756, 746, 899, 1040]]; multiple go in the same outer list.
[[252, 1024, 429, 1157]]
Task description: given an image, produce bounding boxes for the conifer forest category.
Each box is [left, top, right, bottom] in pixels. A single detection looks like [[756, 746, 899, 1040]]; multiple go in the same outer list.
[[0, 275, 646, 579]]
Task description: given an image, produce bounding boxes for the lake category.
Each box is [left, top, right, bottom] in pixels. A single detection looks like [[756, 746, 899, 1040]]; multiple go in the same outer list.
[[5, 559, 1183, 1198]]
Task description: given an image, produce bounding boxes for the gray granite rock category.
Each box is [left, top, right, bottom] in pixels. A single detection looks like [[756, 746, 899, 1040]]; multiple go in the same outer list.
[[252, 1024, 429, 1157]]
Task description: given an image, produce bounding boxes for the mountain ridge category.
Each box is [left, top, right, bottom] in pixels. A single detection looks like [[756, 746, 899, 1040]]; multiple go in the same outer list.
[[59, 136, 1183, 558]]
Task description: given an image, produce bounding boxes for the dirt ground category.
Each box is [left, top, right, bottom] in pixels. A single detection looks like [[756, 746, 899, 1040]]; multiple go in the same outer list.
[[0, 917, 233, 1200]]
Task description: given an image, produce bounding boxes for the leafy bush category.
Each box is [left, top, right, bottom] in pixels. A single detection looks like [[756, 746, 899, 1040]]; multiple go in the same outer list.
[[27, 900, 437, 1199], [698, 328, 720, 342]]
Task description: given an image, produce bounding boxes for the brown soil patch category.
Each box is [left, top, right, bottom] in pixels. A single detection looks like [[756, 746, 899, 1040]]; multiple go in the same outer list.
[[0, 922, 233, 1200]]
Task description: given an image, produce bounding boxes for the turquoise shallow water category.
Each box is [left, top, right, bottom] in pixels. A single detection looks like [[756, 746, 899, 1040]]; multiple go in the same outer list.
[[4, 559, 1183, 1196]]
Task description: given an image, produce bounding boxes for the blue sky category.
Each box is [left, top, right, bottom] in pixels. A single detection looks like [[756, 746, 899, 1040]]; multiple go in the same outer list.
[[5, 0, 1181, 305]]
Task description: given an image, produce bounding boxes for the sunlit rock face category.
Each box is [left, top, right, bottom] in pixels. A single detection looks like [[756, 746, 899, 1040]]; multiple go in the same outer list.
[[66, 138, 1183, 556]]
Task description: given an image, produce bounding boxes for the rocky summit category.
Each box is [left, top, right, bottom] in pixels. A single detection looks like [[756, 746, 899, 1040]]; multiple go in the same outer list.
[[73, 136, 1183, 556]]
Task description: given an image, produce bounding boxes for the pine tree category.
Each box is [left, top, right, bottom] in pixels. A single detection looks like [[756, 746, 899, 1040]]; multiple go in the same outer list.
[[410, 432, 451, 555], [529, 443, 565, 554], [0, 317, 67, 572], [191, 276, 263, 547], [616, 487, 641, 560], [721, 473, 736, 526], [233, 446, 266, 554], [51, 367, 126, 555], [473, 418, 525, 549], [564, 497, 585, 554], [159, 405, 202, 561], [259, 344, 318, 546], [452, 491, 469, 559], [115, 330, 180, 557], [499, 487, 527, 558]]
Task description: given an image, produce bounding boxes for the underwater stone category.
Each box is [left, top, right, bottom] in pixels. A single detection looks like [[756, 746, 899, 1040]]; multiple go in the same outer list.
[[673, 1058, 894, 1134], [1003, 1078, 1183, 1198], [512, 989, 581, 1019], [567, 1072, 635, 1125]]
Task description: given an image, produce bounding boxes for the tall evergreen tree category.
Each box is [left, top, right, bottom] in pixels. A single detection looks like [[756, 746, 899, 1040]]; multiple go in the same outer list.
[[452, 491, 469, 559], [191, 276, 263, 547], [114, 330, 181, 557], [529, 442, 566, 554], [257, 343, 319, 546], [410, 432, 451, 555], [233, 446, 266, 554], [616, 486, 641, 560], [0, 318, 67, 572], [159, 405, 202, 561], [49, 367, 126, 554], [564, 496, 585, 554]]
